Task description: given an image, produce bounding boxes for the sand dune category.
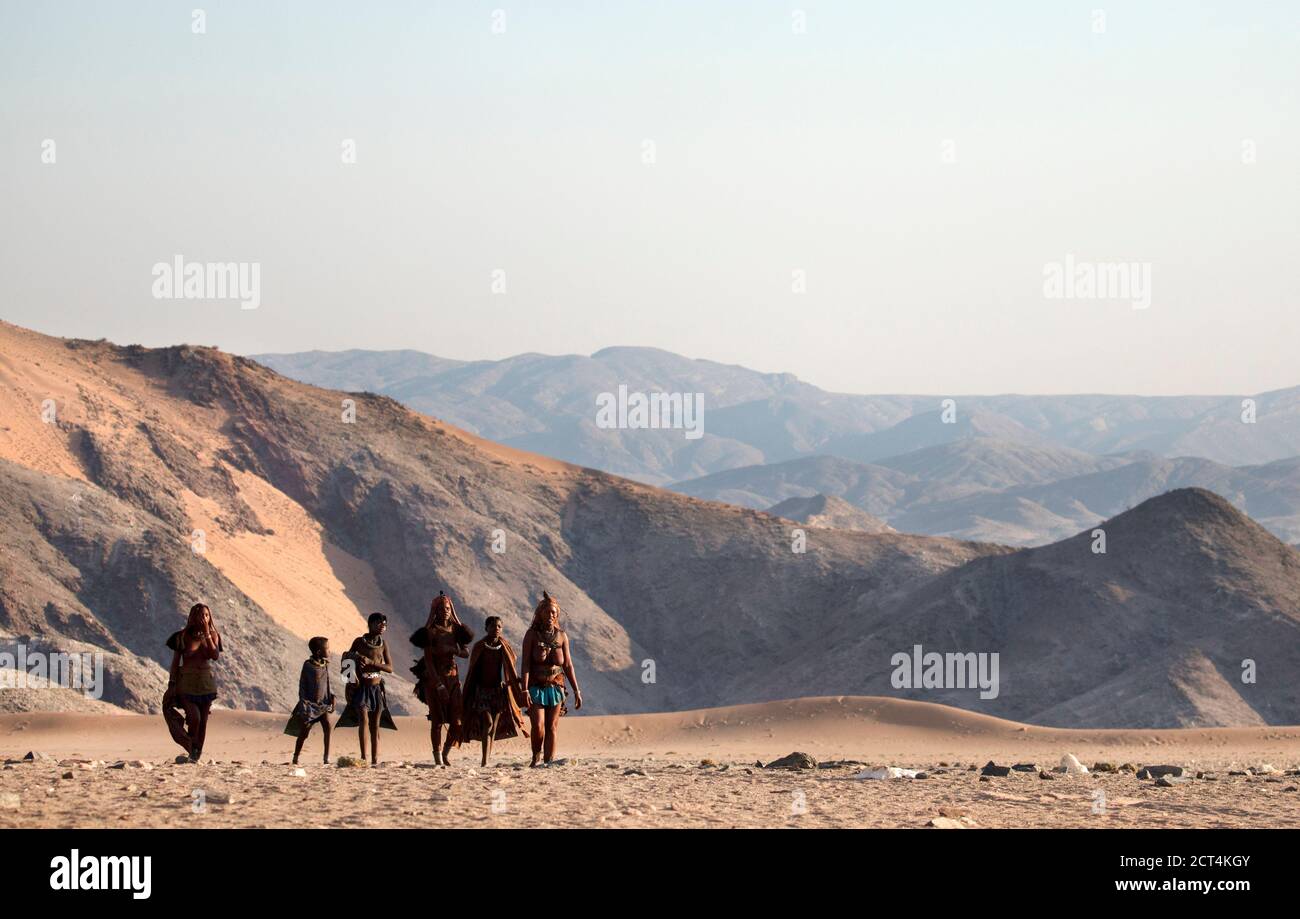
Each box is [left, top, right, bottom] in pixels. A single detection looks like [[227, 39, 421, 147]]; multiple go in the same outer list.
[[183, 472, 385, 653], [3, 697, 1297, 828]]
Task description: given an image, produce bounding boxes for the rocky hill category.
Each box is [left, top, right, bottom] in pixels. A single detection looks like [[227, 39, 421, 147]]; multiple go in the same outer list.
[[4, 322, 1298, 727]]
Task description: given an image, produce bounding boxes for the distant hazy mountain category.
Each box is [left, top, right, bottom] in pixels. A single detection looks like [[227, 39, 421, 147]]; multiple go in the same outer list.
[[678, 443, 1300, 546], [254, 347, 1300, 487], [253, 349, 465, 394], [765, 494, 895, 534], [675, 437, 1126, 520]]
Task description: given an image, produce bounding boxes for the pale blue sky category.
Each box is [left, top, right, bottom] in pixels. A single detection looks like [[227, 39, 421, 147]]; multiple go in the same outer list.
[[1, 1, 1296, 394]]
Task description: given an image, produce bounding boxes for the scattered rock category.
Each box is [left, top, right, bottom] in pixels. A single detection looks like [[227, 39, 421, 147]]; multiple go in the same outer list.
[[765, 752, 817, 771], [1060, 754, 1088, 775], [699, 759, 717, 768], [60, 771, 73, 780], [1155, 776, 1190, 787], [204, 789, 233, 805], [1142, 765, 1186, 778], [928, 817, 966, 829], [1011, 763, 1038, 772], [1118, 763, 1138, 773], [22, 751, 52, 763], [174, 755, 190, 765], [336, 756, 366, 768], [980, 761, 1012, 777], [1039, 770, 1055, 780], [855, 766, 920, 780], [1091, 762, 1118, 773], [623, 767, 646, 777], [1252, 764, 1278, 775]]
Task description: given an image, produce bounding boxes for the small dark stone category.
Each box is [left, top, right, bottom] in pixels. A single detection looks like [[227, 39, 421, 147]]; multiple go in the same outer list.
[[765, 752, 817, 771], [1011, 763, 1038, 772], [1039, 770, 1055, 780], [980, 761, 1012, 777], [1155, 775, 1190, 787], [1142, 765, 1186, 778]]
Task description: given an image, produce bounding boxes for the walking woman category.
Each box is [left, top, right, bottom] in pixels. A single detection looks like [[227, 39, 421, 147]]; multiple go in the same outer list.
[[520, 592, 582, 767], [418, 592, 471, 765], [338, 613, 397, 764], [463, 616, 528, 766], [166, 603, 222, 763]]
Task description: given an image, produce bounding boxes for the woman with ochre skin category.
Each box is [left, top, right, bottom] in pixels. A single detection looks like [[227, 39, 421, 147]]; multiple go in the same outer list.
[[421, 593, 471, 765], [520, 592, 582, 767], [169, 603, 221, 763]]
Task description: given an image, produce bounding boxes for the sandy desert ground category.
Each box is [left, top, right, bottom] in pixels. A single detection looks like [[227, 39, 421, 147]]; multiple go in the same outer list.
[[2, 697, 1298, 829]]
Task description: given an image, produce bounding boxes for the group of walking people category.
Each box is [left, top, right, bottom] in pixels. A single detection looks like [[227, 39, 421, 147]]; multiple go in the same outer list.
[[163, 592, 582, 769]]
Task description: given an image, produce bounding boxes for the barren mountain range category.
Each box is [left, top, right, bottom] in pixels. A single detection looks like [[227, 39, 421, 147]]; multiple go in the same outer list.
[[256, 347, 1300, 546], [2, 322, 1298, 728]]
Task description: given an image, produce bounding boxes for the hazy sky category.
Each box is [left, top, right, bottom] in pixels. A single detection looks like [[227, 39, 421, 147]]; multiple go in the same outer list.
[[1, 1, 1296, 395]]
